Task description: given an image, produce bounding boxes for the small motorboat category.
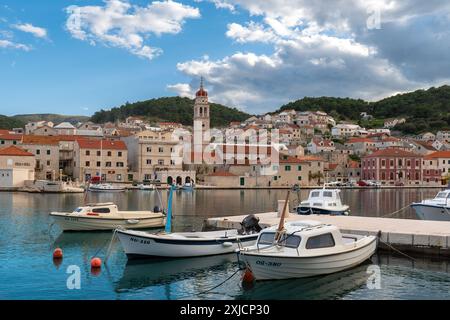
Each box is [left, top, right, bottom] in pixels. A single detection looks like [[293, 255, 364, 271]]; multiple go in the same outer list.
[[238, 220, 377, 280], [50, 202, 165, 231], [88, 183, 126, 192], [293, 188, 349, 215], [116, 185, 262, 258], [411, 189, 450, 221], [116, 214, 262, 258], [138, 183, 156, 191]]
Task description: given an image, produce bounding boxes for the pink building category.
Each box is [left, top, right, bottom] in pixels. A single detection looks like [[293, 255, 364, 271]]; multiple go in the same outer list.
[[362, 148, 423, 185]]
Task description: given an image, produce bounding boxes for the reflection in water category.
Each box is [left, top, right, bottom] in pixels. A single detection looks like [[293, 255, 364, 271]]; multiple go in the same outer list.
[[116, 255, 236, 294], [0, 189, 449, 300]]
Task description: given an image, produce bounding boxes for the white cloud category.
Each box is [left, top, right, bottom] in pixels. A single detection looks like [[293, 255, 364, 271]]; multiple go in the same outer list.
[[166, 83, 194, 98], [13, 23, 48, 39], [66, 0, 200, 60], [0, 39, 32, 51], [170, 1, 450, 113]]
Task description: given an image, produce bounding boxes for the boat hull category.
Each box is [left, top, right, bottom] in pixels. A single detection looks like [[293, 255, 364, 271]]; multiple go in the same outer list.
[[411, 203, 450, 221], [240, 237, 377, 280], [88, 187, 126, 193], [50, 214, 165, 231], [116, 230, 258, 258], [296, 206, 349, 215]]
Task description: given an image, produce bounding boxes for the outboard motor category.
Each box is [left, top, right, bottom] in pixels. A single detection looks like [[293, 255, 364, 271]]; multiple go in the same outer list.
[[239, 214, 262, 235], [153, 206, 161, 213]]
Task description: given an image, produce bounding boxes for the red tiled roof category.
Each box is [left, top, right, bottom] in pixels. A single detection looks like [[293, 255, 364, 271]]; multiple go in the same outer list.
[[22, 135, 88, 145], [348, 160, 361, 168], [365, 148, 420, 158], [0, 130, 13, 135], [0, 145, 34, 156], [424, 151, 450, 159], [279, 155, 323, 163], [0, 134, 23, 141], [207, 171, 236, 177], [77, 139, 127, 150]]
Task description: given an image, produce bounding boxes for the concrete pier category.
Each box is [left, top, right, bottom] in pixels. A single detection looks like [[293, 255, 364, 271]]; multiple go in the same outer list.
[[206, 213, 450, 258]]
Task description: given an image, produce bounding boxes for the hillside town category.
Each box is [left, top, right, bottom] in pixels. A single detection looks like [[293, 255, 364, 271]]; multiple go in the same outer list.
[[1, 82, 450, 190]]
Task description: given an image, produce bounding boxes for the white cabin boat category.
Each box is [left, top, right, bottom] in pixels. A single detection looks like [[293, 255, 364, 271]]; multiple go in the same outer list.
[[50, 203, 165, 231], [294, 188, 349, 215], [238, 221, 377, 280], [89, 183, 126, 192], [411, 190, 450, 221]]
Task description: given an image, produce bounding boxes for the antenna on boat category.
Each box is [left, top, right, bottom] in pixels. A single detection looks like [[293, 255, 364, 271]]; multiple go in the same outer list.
[[275, 190, 290, 241], [164, 185, 176, 234]]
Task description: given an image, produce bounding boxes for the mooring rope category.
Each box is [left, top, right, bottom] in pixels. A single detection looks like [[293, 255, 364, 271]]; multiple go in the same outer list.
[[380, 204, 411, 218], [376, 230, 416, 261]]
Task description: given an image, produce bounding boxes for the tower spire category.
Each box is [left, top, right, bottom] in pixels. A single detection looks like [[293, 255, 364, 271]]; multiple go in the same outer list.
[[200, 76, 204, 90]]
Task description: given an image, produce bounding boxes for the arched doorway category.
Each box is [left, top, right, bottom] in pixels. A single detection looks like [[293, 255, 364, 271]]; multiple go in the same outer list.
[[167, 176, 173, 185], [185, 176, 191, 184], [176, 176, 182, 185]]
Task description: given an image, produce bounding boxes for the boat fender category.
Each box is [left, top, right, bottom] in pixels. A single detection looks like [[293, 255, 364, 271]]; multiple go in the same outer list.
[[126, 219, 140, 224], [222, 242, 233, 247]]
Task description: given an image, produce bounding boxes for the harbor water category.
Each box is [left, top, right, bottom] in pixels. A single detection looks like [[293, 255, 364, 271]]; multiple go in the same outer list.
[[0, 188, 449, 299]]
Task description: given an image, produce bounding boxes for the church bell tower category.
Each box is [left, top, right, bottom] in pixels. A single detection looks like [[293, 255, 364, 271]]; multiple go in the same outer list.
[[193, 77, 210, 142]]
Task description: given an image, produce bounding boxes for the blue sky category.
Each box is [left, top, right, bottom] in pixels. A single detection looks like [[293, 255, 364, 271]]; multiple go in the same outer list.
[[1, 1, 450, 116]]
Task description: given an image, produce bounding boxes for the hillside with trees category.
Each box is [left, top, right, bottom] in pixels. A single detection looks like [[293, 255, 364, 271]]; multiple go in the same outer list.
[[277, 85, 450, 134], [0, 115, 25, 130], [12, 114, 90, 124], [90, 97, 250, 127]]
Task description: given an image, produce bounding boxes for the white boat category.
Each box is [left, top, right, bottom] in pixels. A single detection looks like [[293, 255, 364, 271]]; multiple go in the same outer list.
[[238, 220, 377, 280], [180, 182, 194, 191], [138, 183, 156, 191], [293, 188, 349, 215], [411, 190, 450, 221], [50, 202, 165, 231], [116, 185, 262, 258], [116, 228, 259, 258], [88, 183, 126, 192]]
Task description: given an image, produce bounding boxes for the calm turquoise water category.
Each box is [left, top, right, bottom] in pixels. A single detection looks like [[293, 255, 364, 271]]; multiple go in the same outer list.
[[0, 189, 449, 300]]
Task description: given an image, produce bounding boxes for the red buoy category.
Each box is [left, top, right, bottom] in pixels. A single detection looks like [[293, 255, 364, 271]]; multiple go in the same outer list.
[[53, 248, 63, 259], [90, 257, 102, 269], [242, 267, 255, 283]]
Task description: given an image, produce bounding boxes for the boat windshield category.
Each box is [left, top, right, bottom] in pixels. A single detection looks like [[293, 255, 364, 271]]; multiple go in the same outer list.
[[323, 191, 333, 198], [258, 232, 302, 248], [74, 207, 83, 213], [310, 191, 320, 198], [435, 192, 449, 199]]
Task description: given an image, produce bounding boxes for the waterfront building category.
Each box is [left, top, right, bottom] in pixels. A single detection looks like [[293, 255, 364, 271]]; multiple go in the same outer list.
[[0, 145, 35, 189], [422, 154, 442, 186], [73, 139, 128, 182], [124, 129, 183, 182], [361, 149, 422, 185], [422, 151, 450, 181], [21, 136, 60, 181]]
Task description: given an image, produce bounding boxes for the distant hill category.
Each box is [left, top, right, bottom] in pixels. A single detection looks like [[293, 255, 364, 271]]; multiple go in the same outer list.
[[277, 85, 450, 134], [0, 115, 25, 130], [12, 114, 90, 125], [90, 96, 251, 127]]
